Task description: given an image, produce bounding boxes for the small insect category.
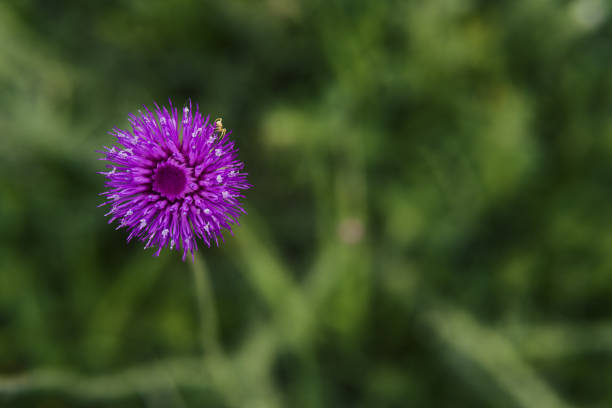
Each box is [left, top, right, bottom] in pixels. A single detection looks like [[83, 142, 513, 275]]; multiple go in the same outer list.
[[214, 117, 226, 139]]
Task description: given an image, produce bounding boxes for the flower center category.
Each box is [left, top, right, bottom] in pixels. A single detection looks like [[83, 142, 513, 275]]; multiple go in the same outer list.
[[152, 162, 188, 200]]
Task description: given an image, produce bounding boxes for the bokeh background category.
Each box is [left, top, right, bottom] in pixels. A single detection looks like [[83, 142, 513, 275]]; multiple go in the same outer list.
[[1, 0, 612, 407]]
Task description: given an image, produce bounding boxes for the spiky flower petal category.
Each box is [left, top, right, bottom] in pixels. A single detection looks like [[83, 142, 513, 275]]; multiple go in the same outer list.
[[98, 100, 250, 260]]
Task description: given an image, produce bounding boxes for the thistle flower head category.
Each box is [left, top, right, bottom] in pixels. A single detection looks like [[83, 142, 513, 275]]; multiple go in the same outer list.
[[98, 100, 250, 260]]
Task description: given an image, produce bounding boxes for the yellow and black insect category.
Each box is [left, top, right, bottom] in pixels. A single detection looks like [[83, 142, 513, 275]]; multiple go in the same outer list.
[[214, 117, 226, 139]]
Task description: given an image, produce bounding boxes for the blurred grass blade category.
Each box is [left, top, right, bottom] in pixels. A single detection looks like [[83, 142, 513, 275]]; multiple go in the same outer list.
[[424, 305, 573, 408], [84, 254, 170, 365], [0, 358, 211, 401], [231, 213, 313, 345], [191, 254, 220, 355], [505, 321, 612, 359]]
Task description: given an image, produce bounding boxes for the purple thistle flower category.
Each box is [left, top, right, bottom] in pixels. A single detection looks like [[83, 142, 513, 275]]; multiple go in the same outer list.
[[98, 100, 251, 261]]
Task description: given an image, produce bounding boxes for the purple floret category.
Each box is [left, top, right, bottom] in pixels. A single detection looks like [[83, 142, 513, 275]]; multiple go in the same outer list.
[[98, 100, 251, 261]]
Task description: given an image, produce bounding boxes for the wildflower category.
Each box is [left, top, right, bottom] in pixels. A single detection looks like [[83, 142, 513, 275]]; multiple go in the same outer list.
[[98, 101, 250, 260]]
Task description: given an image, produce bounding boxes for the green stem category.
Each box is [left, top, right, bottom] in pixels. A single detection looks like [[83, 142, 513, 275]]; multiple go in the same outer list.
[[190, 254, 220, 356]]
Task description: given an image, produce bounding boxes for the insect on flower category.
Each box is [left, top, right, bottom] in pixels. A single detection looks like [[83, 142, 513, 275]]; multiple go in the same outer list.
[[214, 117, 226, 139], [98, 100, 251, 261]]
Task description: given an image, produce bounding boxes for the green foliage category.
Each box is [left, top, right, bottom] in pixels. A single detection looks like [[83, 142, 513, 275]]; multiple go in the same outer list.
[[1, 0, 612, 406]]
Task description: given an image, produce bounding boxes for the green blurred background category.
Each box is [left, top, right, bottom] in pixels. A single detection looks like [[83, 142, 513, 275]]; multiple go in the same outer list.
[[1, 0, 612, 407]]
